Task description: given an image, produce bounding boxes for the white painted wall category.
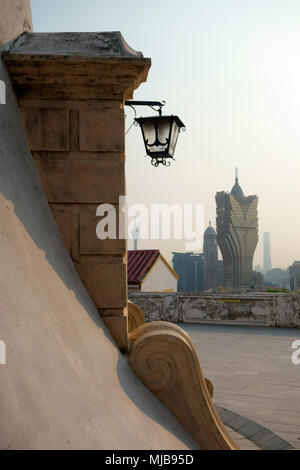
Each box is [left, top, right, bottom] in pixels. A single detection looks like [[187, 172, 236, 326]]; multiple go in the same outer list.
[[141, 257, 178, 292]]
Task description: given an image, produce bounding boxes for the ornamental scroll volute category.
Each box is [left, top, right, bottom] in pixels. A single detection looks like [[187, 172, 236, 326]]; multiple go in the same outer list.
[[127, 321, 239, 450], [127, 300, 146, 333]]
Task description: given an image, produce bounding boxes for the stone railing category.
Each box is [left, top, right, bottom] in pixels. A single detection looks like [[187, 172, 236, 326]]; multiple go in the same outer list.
[[129, 292, 300, 328]]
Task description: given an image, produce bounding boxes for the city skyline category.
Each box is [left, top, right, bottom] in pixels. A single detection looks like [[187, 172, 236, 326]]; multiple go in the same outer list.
[[31, 0, 300, 269]]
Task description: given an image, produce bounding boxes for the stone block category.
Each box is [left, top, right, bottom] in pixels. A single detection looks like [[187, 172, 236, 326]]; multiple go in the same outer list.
[[75, 262, 127, 308], [35, 159, 125, 203], [79, 208, 126, 255], [79, 107, 124, 152], [21, 108, 69, 151], [102, 314, 128, 352], [52, 209, 72, 253]]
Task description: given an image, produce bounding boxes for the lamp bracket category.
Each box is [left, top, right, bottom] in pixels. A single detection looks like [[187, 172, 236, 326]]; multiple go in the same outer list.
[[125, 100, 165, 116]]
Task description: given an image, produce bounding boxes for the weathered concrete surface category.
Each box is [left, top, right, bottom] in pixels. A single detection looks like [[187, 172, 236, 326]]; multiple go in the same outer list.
[[0, 58, 198, 449], [129, 292, 300, 328], [0, 0, 32, 46]]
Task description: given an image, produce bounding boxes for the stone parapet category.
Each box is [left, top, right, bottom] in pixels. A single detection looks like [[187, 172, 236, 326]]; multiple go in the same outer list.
[[129, 292, 300, 328]]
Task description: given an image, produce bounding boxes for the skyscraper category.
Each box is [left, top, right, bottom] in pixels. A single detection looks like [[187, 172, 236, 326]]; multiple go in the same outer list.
[[215, 172, 259, 288], [263, 231, 272, 273], [289, 261, 300, 292], [203, 222, 218, 290], [172, 252, 204, 292]]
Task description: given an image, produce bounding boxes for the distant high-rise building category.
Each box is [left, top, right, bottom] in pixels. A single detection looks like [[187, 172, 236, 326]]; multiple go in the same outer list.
[[203, 222, 218, 290], [252, 270, 263, 289], [289, 261, 300, 292], [264, 268, 289, 288], [263, 231, 272, 273], [216, 171, 259, 288], [172, 252, 204, 292]]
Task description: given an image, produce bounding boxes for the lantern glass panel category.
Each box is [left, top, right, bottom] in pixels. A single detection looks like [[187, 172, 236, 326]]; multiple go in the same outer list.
[[135, 113, 185, 163], [156, 117, 171, 151], [140, 118, 155, 148], [169, 120, 181, 157], [142, 117, 171, 154]]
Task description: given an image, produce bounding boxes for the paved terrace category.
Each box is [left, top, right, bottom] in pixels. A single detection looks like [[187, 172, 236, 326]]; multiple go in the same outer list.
[[181, 323, 300, 449]]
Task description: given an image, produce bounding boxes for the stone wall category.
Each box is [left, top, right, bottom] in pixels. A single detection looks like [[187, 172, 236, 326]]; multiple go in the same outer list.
[[129, 292, 300, 328], [3, 32, 150, 351]]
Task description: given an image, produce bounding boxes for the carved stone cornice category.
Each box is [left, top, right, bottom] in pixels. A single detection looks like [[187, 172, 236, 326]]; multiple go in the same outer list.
[[2, 32, 151, 100]]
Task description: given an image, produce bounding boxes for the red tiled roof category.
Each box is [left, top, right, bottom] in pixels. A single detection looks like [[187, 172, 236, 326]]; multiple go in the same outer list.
[[128, 250, 160, 285]]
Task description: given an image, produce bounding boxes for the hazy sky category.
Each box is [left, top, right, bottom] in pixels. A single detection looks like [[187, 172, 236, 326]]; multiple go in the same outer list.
[[31, 0, 300, 268]]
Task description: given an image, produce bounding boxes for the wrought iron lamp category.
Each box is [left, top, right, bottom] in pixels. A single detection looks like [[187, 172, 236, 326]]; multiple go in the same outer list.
[[125, 100, 185, 167]]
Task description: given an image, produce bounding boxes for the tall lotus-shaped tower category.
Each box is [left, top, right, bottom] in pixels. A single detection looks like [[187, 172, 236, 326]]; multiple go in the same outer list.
[[215, 171, 258, 288]]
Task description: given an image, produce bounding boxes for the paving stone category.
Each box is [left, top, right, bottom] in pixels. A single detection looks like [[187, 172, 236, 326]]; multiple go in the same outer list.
[[237, 421, 263, 438], [226, 415, 248, 431], [215, 407, 236, 424], [251, 428, 277, 447], [262, 436, 293, 451]]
